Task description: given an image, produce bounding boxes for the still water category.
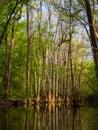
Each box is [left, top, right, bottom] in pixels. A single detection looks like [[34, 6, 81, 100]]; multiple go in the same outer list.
[[0, 104, 98, 130]]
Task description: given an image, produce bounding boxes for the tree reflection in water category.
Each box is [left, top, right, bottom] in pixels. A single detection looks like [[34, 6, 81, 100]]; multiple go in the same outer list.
[[0, 104, 98, 130]]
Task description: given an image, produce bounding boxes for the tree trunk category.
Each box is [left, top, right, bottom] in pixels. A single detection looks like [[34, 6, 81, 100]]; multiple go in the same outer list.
[[4, 23, 15, 99], [69, 0, 75, 106], [84, 0, 98, 80], [26, 4, 31, 95]]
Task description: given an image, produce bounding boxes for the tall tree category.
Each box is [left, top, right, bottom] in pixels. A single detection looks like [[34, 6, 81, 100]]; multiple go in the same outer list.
[[26, 2, 31, 96], [84, 0, 98, 80], [4, 22, 15, 99]]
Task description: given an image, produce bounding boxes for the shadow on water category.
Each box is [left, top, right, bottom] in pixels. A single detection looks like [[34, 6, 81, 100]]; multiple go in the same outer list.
[[0, 104, 98, 130]]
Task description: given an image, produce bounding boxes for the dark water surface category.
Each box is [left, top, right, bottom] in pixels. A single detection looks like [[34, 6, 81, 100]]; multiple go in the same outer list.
[[0, 104, 98, 130]]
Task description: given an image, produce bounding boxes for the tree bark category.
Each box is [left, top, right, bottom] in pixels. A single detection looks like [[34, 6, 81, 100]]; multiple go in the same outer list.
[[26, 3, 31, 95], [4, 23, 15, 99], [84, 0, 98, 80]]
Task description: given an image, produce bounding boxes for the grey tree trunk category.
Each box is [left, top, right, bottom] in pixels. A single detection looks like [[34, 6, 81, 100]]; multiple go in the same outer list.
[[26, 4, 31, 95]]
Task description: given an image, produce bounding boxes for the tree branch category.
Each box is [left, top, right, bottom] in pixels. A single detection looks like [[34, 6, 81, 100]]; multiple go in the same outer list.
[[0, 0, 23, 46]]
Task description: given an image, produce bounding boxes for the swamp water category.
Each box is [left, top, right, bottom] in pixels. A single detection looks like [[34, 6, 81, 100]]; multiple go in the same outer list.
[[0, 104, 98, 130]]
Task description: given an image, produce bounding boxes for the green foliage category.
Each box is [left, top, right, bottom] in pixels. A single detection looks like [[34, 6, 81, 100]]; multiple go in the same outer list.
[[0, 0, 98, 102], [87, 61, 98, 91], [79, 60, 98, 98]]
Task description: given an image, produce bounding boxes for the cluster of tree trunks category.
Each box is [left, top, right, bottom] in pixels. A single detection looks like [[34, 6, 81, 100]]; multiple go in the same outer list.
[[0, 0, 98, 106]]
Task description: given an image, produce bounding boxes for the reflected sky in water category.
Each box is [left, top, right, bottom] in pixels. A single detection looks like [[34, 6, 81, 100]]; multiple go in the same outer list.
[[0, 104, 98, 130]]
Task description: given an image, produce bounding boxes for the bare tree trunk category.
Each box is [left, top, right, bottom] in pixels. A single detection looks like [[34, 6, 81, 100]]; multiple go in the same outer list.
[[48, 3, 52, 102], [42, 44, 46, 101], [3, 32, 8, 90], [69, 0, 75, 106], [34, 71, 37, 99], [55, 48, 59, 101], [65, 50, 70, 105], [48, 60, 52, 102], [84, 0, 98, 80], [37, 58, 41, 102], [26, 3, 31, 95], [36, 0, 43, 102], [4, 23, 15, 99]]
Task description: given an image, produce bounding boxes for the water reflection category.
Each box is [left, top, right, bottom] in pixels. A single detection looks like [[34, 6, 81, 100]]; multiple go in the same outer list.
[[0, 104, 98, 130]]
